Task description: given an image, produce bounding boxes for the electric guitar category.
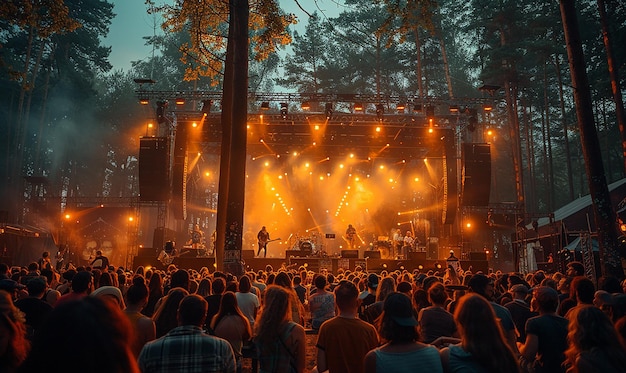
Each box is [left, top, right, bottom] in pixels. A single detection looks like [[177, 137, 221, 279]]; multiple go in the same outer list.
[[258, 238, 281, 245], [158, 249, 192, 266]]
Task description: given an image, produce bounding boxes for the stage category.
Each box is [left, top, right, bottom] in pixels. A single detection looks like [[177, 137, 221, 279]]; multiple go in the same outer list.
[[132, 249, 489, 274]]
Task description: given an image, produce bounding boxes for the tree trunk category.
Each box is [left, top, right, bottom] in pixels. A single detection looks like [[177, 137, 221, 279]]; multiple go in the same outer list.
[[598, 0, 626, 177], [215, 0, 236, 273], [437, 30, 454, 99], [414, 26, 424, 98], [224, 0, 249, 276], [560, 0, 623, 278], [555, 53, 575, 200]]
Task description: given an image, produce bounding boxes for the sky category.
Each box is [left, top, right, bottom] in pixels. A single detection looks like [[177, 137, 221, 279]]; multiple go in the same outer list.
[[103, 0, 345, 72]]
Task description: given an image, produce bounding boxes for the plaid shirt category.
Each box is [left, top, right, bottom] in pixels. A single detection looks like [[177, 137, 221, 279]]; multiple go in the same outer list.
[[138, 325, 236, 373]]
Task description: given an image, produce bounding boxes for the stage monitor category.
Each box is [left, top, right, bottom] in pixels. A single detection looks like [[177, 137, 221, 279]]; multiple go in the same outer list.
[[341, 250, 359, 258], [364, 250, 381, 259]]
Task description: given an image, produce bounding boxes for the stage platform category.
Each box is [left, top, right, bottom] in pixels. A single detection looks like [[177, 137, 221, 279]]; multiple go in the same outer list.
[[133, 254, 489, 274]]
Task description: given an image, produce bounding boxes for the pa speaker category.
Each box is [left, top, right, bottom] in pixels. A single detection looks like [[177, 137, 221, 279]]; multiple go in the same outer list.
[[341, 250, 359, 258], [364, 250, 381, 259], [171, 123, 188, 220], [461, 143, 491, 206], [442, 130, 457, 224], [139, 137, 169, 201]]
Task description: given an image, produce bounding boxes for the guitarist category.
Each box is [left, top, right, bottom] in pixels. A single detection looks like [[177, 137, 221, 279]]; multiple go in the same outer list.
[[345, 224, 357, 250], [257, 226, 270, 258]]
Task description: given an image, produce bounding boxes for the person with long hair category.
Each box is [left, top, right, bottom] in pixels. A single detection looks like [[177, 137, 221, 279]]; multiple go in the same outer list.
[[274, 271, 305, 325], [439, 294, 520, 373], [211, 292, 252, 373], [236, 274, 260, 328], [0, 290, 29, 372], [124, 276, 156, 357], [152, 287, 189, 338], [364, 292, 442, 373], [254, 285, 305, 373], [362, 276, 396, 325], [564, 305, 626, 372], [142, 271, 163, 317]]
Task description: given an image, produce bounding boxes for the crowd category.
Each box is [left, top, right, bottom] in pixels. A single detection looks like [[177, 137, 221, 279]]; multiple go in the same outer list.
[[1, 255, 626, 373]]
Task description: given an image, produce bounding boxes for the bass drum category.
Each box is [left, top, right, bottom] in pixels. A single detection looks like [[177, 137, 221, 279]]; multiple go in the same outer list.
[[299, 241, 313, 252]]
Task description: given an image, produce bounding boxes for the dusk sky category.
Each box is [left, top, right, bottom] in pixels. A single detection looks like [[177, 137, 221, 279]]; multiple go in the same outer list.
[[103, 0, 344, 72]]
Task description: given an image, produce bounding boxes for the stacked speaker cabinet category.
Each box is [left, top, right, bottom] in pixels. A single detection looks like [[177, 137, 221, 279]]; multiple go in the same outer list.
[[139, 137, 170, 202], [461, 143, 491, 206]]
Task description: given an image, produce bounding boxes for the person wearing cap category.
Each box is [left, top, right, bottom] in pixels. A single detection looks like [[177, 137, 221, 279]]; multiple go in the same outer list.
[[504, 284, 536, 343], [519, 286, 568, 373], [358, 273, 378, 316], [365, 292, 443, 373], [315, 280, 378, 373], [467, 273, 518, 354]]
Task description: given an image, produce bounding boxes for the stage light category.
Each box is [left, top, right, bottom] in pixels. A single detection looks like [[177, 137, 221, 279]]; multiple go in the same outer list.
[[175, 98, 185, 105], [139, 97, 149, 105], [260, 101, 270, 110], [301, 101, 311, 110], [280, 102, 288, 118], [483, 104, 493, 112], [375, 126, 381, 132], [396, 103, 406, 112], [354, 103, 364, 112], [449, 105, 459, 113]]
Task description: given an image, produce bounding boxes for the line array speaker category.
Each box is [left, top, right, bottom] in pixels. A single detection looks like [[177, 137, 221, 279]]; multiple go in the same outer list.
[[171, 124, 188, 220], [461, 143, 491, 206], [138, 137, 169, 202]]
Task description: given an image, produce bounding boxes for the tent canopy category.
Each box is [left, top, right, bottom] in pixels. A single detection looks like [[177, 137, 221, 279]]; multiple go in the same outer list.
[[564, 236, 599, 252]]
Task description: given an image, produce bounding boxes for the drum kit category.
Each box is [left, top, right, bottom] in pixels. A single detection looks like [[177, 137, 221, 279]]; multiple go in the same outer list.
[[291, 232, 323, 255]]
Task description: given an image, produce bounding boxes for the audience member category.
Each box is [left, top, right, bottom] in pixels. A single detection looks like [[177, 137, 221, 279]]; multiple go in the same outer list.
[[142, 271, 163, 317], [439, 294, 520, 373], [504, 283, 536, 342], [153, 287, 189, 338], [362, 276, 396, 325], [14, 277, 52, 340], [315, 280, 378, 373], [467, 273, 518, 353], [139, 294, 236, 373], [365, 292, 442, 373], [254, 285, 306, 373], [564, 305, 626, 373], [19, 296, 138, 373], [55, 270, 93, 307], [309, 274, 335, 330], [0, 290, 29, 372], [418, 282, 458, 344], [236, 274, 260, 328], [519, 286, 568, 373], [274, 271, 305, 325], [124, 276, 156, 357], [211, 291, 252, 373]]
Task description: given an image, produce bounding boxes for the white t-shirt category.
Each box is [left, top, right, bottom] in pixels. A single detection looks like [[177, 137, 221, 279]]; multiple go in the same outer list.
[[235, 291, 260, 326]]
